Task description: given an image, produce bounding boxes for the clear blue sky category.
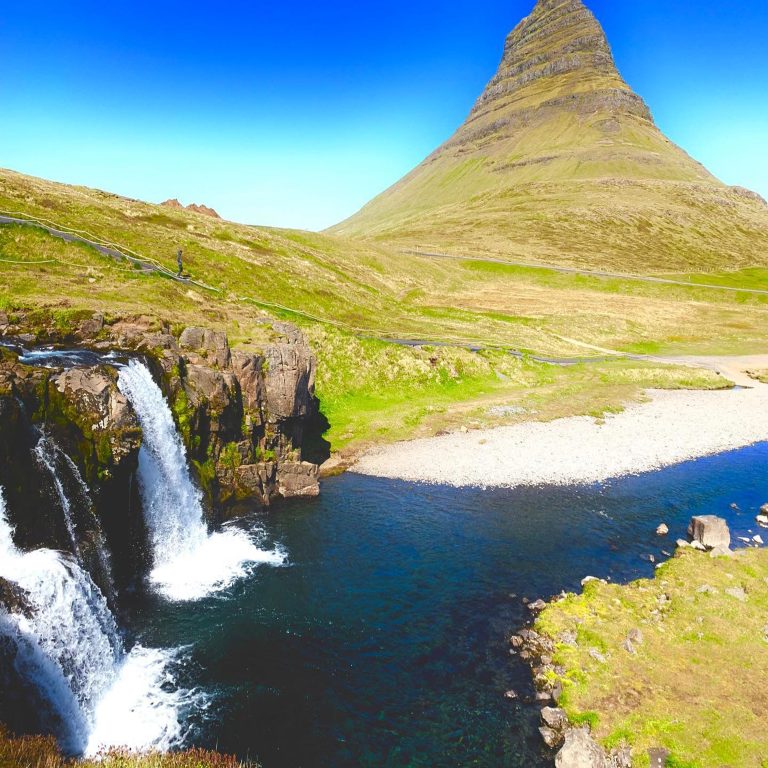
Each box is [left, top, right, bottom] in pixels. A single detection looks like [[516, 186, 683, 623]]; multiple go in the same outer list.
[[2, 0, 767, 230]]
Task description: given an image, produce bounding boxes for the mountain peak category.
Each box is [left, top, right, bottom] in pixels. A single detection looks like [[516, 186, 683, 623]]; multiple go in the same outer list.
[[461, 0, 650, 146], [330, 1, 768, 274]]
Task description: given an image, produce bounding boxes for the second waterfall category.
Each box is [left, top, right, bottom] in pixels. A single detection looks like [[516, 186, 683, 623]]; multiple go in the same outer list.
[[117, 360, 285, 601]]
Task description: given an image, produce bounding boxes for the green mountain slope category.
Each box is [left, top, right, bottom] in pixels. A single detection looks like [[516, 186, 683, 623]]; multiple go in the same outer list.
[[3, 165, 768, 453], [330, 0, 768, 272]]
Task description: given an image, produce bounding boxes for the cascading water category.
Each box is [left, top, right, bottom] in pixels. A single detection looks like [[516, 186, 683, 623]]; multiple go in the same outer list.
[[33, 435, 117, 605], [117, 359, 285, 601], [34, 436, 82, 556], [0, 486, 198, 756]]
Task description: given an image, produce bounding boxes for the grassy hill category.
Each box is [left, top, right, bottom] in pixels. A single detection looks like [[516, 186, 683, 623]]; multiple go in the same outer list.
[[330, 0, 768, 273], [2, 166, 766, 453]]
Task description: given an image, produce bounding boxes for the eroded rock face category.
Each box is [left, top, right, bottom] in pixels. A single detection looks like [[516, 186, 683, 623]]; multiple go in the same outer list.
[[166, 323, 320, 509], [1, 311, 322, 512], [277, 461, 321, 499], [52, 367, 141, 467], [0, 352, 146, 595]]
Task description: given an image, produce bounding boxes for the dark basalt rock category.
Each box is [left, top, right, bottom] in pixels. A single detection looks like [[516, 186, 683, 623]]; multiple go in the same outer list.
[[1, 310, 322, 516], [0, 349, 146, 595], [0, 579, 34, 619]]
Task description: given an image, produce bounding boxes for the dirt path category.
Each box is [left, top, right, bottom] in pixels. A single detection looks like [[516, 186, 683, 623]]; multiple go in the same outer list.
[[0, 213, 219, 292]]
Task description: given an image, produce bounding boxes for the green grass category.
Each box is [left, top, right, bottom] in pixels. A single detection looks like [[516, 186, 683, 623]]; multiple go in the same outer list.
[[534, 548, 768, 767], [309, 326, 728, 454], [667, 268, 768, 291], [0, 167, 760, 453]]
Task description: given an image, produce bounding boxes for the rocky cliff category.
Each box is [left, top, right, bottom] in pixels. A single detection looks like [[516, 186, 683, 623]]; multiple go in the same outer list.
[[0, 311, 322, 589]]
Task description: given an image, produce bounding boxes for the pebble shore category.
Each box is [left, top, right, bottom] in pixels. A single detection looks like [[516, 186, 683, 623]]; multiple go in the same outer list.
[[352, 386, 768, 487]]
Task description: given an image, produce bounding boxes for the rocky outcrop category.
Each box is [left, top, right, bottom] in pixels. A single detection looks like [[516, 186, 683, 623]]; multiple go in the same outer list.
[[467, 0, 650, 127], [688, 515, 730, 550], [161, 198, 221, 218], [50, 366, 142, 474], [1, 310, 322, 513], [555, 728, 630, 768], [0, 309, 323, 595], [0, 349, 145, 594], [511, 624, 631, 766], [150, 322, 321, 510]]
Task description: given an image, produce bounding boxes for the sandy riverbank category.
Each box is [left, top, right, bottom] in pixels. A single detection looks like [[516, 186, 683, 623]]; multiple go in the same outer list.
[[352, 383, 768, 487]]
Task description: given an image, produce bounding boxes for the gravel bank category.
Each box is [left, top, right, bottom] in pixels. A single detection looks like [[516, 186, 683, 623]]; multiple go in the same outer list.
[[352, 386, 768, 487]]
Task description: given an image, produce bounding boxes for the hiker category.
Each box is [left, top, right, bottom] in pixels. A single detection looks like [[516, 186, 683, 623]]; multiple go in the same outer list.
[[176, 248, 183, 277]]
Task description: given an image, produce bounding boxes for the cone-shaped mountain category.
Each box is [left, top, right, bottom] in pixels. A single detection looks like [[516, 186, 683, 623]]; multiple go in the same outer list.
[[331, 0, 768, 272]]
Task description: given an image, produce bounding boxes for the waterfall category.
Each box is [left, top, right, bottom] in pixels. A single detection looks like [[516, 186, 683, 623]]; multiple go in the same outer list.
[[117, 359, 285, 601], [0, 487, 198, 757], [34, 437, 81, 556], [33, 434, 117, 606]]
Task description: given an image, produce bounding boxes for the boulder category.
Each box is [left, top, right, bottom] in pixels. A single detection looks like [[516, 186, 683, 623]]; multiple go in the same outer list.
[[540, 726, 561, 749], [725, 586, 747, 602], [656, 523, 669, 536], [709, 545, 734, 558], [542, 707, 568, 731], [622, 639, 636, 654], [555, 728, 607, 768], [503, 689, 517, 700], [277, 461, 320, 499], [588, 648, 607, 664], [687, 515, 730, 550]]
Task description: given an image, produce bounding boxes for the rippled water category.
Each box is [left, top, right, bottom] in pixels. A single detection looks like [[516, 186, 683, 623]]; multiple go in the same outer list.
[[131, 442, 768, 768]]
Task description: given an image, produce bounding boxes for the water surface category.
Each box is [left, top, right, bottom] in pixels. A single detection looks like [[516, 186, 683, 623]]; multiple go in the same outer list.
[[131, 442, 768, 768]]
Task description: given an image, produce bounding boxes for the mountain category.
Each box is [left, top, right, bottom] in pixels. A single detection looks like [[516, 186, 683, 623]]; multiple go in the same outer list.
[[330, 0, 768, 272]]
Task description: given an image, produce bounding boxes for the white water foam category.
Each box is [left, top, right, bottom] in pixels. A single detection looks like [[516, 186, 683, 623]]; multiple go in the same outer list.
[[86, 645, 204, 756], [0, 487, 198, 757], [117, 360, 285, 601]]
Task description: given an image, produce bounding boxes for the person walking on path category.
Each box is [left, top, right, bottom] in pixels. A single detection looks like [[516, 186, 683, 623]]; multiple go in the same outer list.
[[176, 248, 183, 278]]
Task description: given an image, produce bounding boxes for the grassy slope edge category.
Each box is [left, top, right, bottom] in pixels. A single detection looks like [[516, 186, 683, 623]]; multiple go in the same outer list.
[[533, 548, 768, 767], [0, 726, 254, 768]]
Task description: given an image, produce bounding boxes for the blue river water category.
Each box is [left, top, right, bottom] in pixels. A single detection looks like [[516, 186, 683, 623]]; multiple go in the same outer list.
[[131, 442, 768, 768]]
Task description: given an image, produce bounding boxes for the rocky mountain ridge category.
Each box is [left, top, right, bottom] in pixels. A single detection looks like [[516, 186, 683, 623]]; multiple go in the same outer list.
[[161, 198, 221, 218]]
